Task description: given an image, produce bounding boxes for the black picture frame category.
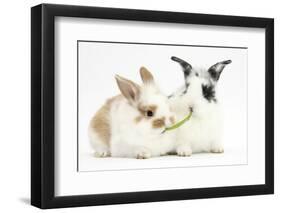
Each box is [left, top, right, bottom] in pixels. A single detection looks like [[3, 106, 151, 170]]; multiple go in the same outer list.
[[31, 3, 274, 209]]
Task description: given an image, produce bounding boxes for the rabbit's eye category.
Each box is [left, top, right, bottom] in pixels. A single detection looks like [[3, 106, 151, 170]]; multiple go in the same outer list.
[[146, 110, 154, 117]]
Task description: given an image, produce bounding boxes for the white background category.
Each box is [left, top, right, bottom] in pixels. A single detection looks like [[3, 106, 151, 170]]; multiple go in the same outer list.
[[78, 41, 248, 172], [0, 0, 279, 212], [56, 17, 263, 196]]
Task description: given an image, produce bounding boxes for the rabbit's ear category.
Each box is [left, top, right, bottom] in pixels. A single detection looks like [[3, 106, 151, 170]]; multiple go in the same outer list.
[[208, 60, 232, 81], [140, 67, 154, 84], [171, 56, 192, 81], [115, 75, 140, 104]]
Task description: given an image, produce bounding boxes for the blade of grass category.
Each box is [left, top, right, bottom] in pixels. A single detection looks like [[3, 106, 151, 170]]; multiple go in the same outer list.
[[162, 110, 193, 134]]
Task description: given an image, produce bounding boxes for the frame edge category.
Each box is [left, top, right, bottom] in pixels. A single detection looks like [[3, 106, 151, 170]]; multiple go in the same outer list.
[[31, 4, 43, 208], [265, 18, 274, 194]]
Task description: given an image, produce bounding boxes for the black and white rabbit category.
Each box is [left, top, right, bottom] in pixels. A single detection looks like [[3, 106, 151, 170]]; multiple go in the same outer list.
[[168, 56, 232, 156]]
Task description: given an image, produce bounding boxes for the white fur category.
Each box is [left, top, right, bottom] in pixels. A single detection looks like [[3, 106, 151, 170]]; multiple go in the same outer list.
[[169, 74, 223, 156], [89, 83, 176, 159]]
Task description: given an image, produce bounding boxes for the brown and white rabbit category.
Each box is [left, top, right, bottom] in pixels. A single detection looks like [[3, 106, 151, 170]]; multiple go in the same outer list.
[[88, 67, 176, 159]]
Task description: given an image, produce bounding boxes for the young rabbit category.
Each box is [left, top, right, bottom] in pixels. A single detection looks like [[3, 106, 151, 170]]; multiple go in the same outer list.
[[88, 67, 176, 159], [168, 56, 232, 156]]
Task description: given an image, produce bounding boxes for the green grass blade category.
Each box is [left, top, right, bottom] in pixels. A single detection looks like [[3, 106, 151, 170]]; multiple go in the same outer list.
[[162, 110, 192, 133]]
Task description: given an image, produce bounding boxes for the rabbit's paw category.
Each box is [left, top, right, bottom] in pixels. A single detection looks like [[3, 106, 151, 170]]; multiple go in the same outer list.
[[135, 148, 152, 159], [94, 150, 111, 157], [177, 145, 192, 157], [211, 147, 224, 153]]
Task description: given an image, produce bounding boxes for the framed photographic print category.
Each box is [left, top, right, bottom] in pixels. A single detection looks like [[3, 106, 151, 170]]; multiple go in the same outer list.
[[31, 3, 274, 209]]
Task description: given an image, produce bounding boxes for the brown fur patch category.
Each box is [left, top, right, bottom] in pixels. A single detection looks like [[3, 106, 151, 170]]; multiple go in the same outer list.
[[152, 117, 166, 129], [90, 95, 122, 145], [107, 94, 123, 105]]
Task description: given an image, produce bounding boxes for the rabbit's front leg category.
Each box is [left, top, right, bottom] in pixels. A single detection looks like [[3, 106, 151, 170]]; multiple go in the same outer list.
[[210, 145, 224, 153], [134, 147, 152, 159], [210, 140, 224, 153], [94, 149, 111, 157], [176, 142, 192, 157]]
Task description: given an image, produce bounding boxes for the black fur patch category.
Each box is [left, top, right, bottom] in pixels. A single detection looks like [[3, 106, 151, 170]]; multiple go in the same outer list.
[[171, 56, 192, 79], [208, 60, 232, 81], [202, 84, 216, 102], [208, 67, 221, 81], [183, 71, 190, 81], [168, 94, 174, 99], [181, 83, 189, 96]]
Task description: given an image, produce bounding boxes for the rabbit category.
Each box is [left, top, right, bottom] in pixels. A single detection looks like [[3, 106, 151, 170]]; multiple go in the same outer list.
[[88, 67, 176, 159], [168, 56, 232, 156]]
